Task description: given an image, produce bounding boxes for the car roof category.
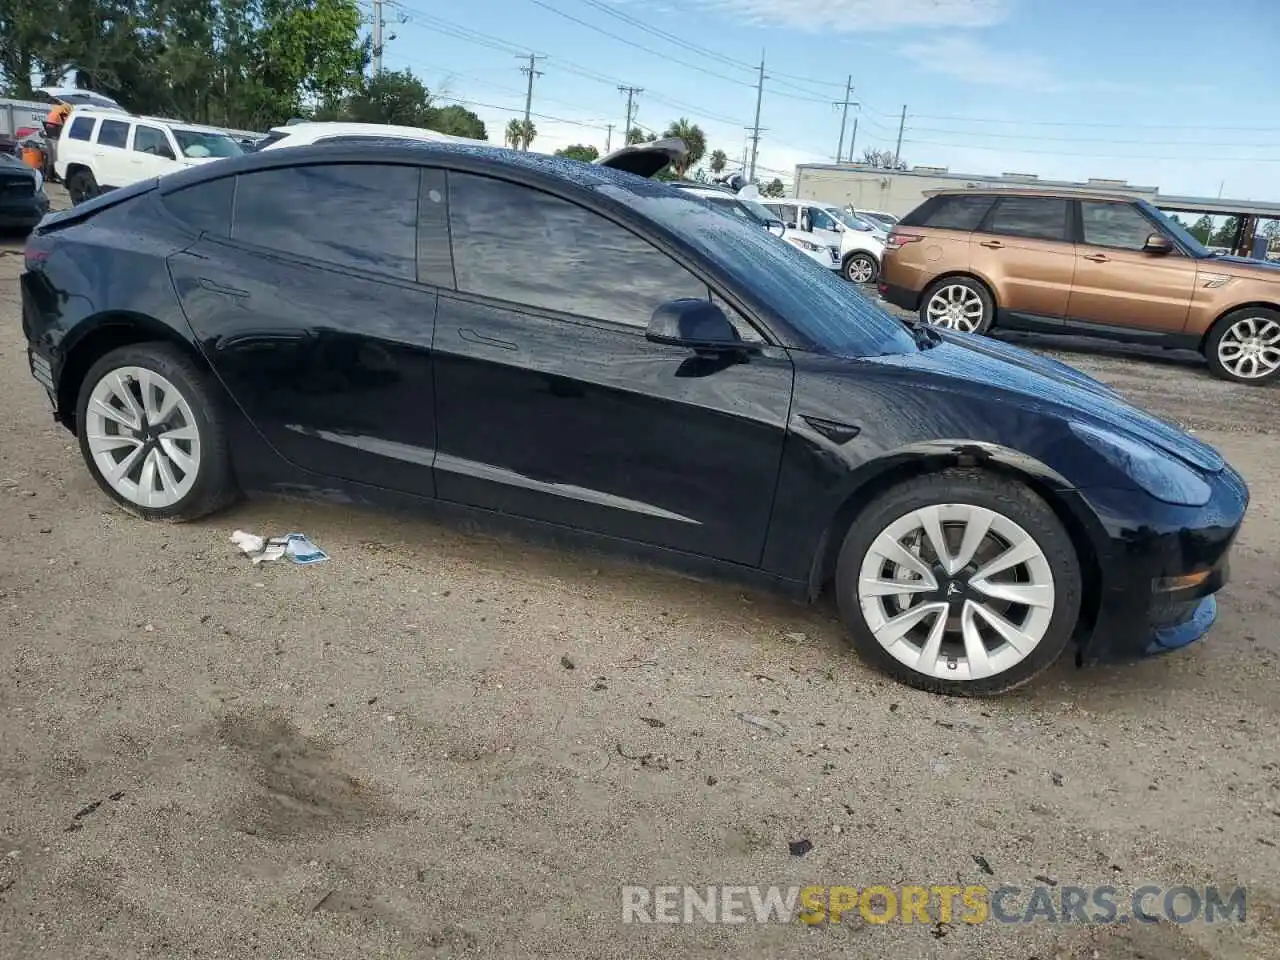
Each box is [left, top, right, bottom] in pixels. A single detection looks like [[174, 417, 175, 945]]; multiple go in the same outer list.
[[925, 187, 1142, 204], [68, 108, 232, 135], [266, 121, 486, 146]]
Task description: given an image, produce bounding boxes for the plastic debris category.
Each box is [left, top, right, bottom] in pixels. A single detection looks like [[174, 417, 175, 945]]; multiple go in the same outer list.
[[231, 530, 329, 565]]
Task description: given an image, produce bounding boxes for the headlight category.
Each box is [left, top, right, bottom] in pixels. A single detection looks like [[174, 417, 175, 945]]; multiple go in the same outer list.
[[1070, 421, 1211, 506], [789, 237, 819, 252]]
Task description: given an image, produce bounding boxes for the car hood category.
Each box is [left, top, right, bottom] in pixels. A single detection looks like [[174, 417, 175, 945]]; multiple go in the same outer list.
[[871, 328, 1225, 473], [1205, 254, 1280, 279]]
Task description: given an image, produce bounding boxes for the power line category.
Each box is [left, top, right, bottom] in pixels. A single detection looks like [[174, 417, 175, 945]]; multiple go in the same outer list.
[[898, 138, 1280, 163], [907, 111, 1280, 133]]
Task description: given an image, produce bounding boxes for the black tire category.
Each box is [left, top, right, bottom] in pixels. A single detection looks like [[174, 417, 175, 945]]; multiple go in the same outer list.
[[918, 276, 995, 334], [1204, 307, 1280, 385], [75, 343, 239, 521], [67, 168, 98, 205], [833, 468, 1082, 697], [843, 252, 879, 284]]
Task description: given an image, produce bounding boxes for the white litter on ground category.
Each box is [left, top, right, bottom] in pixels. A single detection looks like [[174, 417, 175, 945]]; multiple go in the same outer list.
[[230, 530, 329, 565]]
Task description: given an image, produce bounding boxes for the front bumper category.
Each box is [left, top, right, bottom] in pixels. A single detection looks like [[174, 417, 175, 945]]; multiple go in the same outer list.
[[1070, 463, 1249, 665], [0, 191, 50, 229]]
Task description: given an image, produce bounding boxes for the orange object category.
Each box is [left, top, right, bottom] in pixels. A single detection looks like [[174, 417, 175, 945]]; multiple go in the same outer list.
[[45, 103, 71, 126], [21, 145, 45, 171]]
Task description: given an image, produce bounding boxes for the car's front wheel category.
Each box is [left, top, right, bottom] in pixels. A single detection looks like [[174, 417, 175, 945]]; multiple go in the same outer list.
[[834, 469, 1082, 696], [843, 252, 878, 284], [76, 344, 238, 521], [920, 277, 993, 333], [1204, 308, 1280, 385]]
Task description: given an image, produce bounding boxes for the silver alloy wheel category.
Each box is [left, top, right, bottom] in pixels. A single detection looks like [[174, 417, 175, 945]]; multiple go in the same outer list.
[[1217, 316, 1280, 380], [856, 503, 1056, 682], [84, 366, 201, 509], [925, 284, 985, 331], [847, 256, 875, 283]]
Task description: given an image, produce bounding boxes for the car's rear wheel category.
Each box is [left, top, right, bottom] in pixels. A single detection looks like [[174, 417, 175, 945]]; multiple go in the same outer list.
[[67, 168, 99, 205], [1204, 308, 1280, 385], [920, 277, 993, 334], [834, 469, 1081, 696], [76, 344, 238, 521], [843, 252, 878, 284]]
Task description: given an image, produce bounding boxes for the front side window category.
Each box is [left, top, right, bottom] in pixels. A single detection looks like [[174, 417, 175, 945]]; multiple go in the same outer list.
[[448, 172, 708, 328], [67, 116, 96, 142], [1081, 202, 1160, 251], [921, 195, 996, 231], [96, 119, 129, 149], [984, 196, 1069, 242], [807, 207, 840, 232], [133, 126, 175, 159], [231, 163, 419, 280]]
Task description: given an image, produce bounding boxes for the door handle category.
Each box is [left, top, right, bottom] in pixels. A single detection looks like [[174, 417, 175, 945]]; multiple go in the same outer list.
[[214, 329, 314, 351], [458, 327, 518, 351], [978, 240, 1004, 249], [1083, 253, 1110, 263], [198, 277, 250, 298]]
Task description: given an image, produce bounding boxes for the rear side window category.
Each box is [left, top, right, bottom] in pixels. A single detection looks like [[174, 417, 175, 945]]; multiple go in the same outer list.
[[983, 197, 1069, 242], [68, 116, 96, 141], [96, 119, 130, 148], [163, 177, 235, 237], [231, 163, 420, 280], [919, 195, 996, 231], [1080, 201, 1158, 251]]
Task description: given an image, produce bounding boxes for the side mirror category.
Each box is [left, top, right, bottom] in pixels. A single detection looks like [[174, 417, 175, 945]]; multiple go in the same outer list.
[[646, 299, 742, 352], [766, 219, 785, 237], [1144, 234, 1174, 255]]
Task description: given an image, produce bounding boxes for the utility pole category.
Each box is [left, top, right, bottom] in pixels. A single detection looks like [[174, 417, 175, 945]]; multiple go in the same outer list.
[[519, 54, 545, 151], [894, 104, 907, 168], [834, 75, 858, 163], [605, 124, 614, 153], [371, 0, 384, 75], [847, 116, 858, 162], [618, 85, 643, 141], [747, 54, 765, 181]]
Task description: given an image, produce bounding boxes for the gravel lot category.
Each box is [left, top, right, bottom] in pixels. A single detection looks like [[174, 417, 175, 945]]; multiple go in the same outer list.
[[1, 192, 1278, 959]]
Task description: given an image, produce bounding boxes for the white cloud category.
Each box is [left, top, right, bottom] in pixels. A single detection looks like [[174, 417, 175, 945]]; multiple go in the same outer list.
[[694, 0, 1012, 32], [899, 35, 1061, 91]]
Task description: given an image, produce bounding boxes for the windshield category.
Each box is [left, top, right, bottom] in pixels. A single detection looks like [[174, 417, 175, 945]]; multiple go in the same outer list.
[[834, 210, 874, 231], [596, 178, 917, 359], [172, 129, 243, 159], [1143, 201, 1211, 257]]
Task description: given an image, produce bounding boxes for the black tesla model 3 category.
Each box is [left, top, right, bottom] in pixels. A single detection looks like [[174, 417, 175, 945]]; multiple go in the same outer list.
[[20, 140, 1248, 696]]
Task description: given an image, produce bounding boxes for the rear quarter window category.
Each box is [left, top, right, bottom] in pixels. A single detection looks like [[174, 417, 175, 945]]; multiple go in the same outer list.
[[916, 195, 996, 231], [162, 177, 235, 237], [67, 116, 96, 141]]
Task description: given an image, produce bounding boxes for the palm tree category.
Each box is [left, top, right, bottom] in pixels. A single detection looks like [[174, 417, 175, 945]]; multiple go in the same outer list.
[[709, 149, 727, 175], [662, 118, 706, 178], [505, 118, 522, 149]]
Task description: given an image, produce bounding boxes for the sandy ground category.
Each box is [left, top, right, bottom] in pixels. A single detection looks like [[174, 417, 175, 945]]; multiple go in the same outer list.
[[1, 191, 1278, 959]]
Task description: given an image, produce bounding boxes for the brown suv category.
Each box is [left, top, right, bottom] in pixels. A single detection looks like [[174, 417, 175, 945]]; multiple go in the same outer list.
[[879, 188, 1280, 384]]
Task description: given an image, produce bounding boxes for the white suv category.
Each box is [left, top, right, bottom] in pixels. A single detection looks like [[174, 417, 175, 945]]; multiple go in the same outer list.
[[758, 198, 885, 284], [57, 108, 243, 204]]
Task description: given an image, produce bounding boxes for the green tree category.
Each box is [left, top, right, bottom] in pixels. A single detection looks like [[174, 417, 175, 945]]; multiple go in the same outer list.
[[341, 68, 431, 125], [709, 149, 727, 175], [625, 126, 656, 145], [661, 117, 706, 177], [555, 143, 599, 163], [762, 177, 786, 198], [426, 103, 486, 139], [1210, 216, 1239, 248], [250, 0, 367, 129], [1189, 215, 1214, 244], [505, 118, 535, 150]]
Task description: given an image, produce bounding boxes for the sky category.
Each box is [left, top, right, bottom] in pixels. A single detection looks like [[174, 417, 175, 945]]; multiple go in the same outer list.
[[376, 0, 1280, 201]]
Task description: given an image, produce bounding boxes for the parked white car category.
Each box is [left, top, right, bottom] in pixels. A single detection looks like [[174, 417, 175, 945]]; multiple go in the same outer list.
[[855, 208, 900, 230], [758, 197, 885, 283], [254, 121, 487, 151], [57, 108, 243, 203], [670, 182, 841, 272]]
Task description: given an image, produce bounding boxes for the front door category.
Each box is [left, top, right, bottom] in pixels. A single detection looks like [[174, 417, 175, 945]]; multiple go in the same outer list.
[[1067, 200, 1197, 333], [129, 124, 180, 184], [432, 171, 794, 566], [972, 195, 1075, 320], [166, 162, 442, 497]]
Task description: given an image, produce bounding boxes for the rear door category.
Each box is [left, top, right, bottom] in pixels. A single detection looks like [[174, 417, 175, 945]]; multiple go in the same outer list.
[[1067, 200, 1196, 333], [972, 196, 1075, 320], [92, 117, 132, 188], [432, 171, 794, 565], [166, 161, 443, 496]]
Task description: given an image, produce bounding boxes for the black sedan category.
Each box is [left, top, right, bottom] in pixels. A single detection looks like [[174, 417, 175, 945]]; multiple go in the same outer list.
[[0, 153, 50, 231], [20, 140, 1248, 695]]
